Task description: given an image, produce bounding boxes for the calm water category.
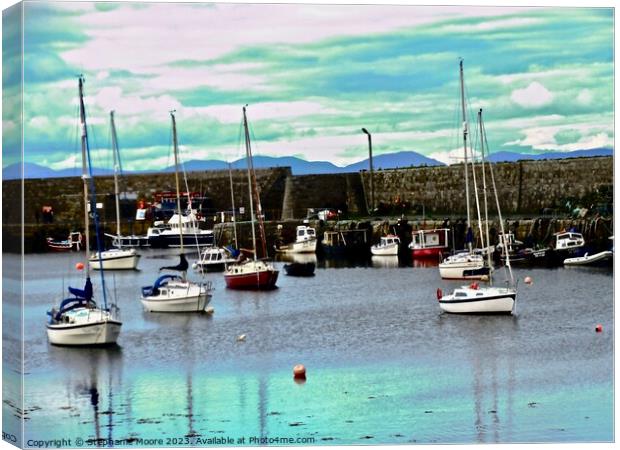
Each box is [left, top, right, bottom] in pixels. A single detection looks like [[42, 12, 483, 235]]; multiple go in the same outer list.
[[5, 250, 614, 445]]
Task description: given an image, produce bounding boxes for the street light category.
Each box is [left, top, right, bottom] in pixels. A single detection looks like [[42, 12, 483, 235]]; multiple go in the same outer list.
[[361, 128, 374, 213]]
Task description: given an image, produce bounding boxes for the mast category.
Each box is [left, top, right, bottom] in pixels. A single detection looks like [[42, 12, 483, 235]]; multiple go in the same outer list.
[[481, 111, 514, 287], [242, 106, 267, 259], [110, 111, 122, 240], [79, 76, 107, 308], [170, 111, 185, 258], [242, 107, 258, 261], [479, 109, 493, 279], [228, 162, 238, 249], [459, 59, 473, 252]]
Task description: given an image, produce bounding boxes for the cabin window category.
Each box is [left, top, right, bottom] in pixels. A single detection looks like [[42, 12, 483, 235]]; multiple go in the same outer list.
[[307, 229, 315, 236], [160, 289, 167, 295], [456, 292, 467, 297], [298, 230, 305, 237]]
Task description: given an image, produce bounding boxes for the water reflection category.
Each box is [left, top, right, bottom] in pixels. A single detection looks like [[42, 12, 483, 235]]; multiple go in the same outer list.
[[371, 255, 399, 268], [274, 253, 318, 265]]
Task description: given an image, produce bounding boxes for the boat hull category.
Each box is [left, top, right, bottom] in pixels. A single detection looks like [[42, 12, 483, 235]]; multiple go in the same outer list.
[[148, 233, 214, 249], [275, 239, 317, 254], [225, 269, 279, 290], [439, 262, 489, 280], [141, 292, 211, 313], [89, 250, 140, 270], [371, 244, 399, 256], [47, 320, 121, 346], [411, 247, 445, 259], [283, 262, 315, 277], [439, 294, 515, 314], [564, 250, 613, 267]]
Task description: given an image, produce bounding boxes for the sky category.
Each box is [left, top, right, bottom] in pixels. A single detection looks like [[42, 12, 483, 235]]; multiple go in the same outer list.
[[2, 1, 615, 171]]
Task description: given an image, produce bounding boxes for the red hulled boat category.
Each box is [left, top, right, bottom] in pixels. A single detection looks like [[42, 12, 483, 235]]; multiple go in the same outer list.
[[408, 228, 449, 259]]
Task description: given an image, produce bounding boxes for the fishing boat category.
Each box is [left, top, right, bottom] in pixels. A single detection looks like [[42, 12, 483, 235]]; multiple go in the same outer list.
[[146, 213, 214, 248], [438, 107, 517, 315], [192, 246, 238, 272], [438, 60, 488, 280], [90, 111, 140, 270], [140, 111, 213, 312], [409, 228, 449, 259], [46, 76, 122, 345], [224, 106, 279, 290], [371, 235, 400, 256], [46, 232, 82, 252], [274, 225, 317, 253]]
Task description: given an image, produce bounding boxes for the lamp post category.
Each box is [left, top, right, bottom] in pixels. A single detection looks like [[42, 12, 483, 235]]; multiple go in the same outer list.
[[361, 127, 374, 213]]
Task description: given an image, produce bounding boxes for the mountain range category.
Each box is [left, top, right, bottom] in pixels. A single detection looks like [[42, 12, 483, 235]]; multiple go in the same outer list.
[[2, 148, 613, 179]]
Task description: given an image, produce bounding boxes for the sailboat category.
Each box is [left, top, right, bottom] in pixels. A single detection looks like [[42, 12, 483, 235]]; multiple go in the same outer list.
[[438, 59, 489, 280], [46, 76, 122, 345], [89, 111, 140, 270], [437, 109, 517, 314], [140, 111, 213, 312], [224, 106, 279, 290]]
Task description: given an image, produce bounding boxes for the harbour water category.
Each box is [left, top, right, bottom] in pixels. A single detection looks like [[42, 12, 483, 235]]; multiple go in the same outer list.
[[7, 250, 614, 445]]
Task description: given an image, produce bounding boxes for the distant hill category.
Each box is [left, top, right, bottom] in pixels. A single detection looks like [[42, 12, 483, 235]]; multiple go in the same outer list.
[[343, 151, 443, 171], [488, 147, 613, 163], [3, 148, 612, 179]]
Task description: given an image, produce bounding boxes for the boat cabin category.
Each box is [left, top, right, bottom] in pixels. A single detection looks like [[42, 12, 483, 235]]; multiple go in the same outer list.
[[296, 225, 316, 242], [554, 232, 585, 250], [412, 228, 449, 249], [380, 235, 400, 246]]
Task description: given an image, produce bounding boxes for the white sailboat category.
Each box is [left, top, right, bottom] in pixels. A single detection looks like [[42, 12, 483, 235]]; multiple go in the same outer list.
[[140, 111, 213, 312], [47, 76, 122, 345], [224, 106, 279, 290], [438, 108, 517, 314], [439, 59, 489, 280], [90, 111, 140, 270]]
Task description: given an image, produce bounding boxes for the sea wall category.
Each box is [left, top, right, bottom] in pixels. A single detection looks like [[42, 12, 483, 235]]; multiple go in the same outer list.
[[361, 156, 613, 216], [2, 156, 613, 253]]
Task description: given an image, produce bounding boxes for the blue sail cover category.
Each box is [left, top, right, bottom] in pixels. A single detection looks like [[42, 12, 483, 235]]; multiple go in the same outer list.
[[226, 245, 240, 258], [141, 274, 181, 297], [68, 278, 93, 300]]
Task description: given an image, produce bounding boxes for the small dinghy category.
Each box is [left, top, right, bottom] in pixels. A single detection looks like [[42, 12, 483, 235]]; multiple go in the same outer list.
[[564, 250, 613, 267], [283, 262, 316, 277]]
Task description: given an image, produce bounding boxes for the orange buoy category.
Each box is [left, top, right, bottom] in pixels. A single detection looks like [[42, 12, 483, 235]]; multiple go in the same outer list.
[[293, 364, 306, 380], [524, 276, 533, 285], [75, 262, 84, 271], [595, 324, 603, 333]]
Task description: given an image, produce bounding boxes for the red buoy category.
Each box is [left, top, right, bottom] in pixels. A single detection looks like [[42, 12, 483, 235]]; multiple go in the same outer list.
[[75, 262, 84, 271], [595, 324, 603, 333], [436, 288, 443, 300], [293, 364, 306, 380]]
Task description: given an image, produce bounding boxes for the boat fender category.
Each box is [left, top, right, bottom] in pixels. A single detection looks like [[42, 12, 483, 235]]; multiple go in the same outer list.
[[436, 288, 443, 300], [470, 282, 479, 290]]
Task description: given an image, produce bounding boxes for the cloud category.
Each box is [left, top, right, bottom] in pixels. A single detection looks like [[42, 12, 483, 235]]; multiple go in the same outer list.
[[510, 82, 553, 108], [576, 89, 593, 105]]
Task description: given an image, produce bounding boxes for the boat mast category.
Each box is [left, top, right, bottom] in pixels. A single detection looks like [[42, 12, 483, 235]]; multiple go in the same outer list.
[[110, 111, 122, 241], [478, 109, 493, 280], [170, 111, 185, 259], [79, 76, 107, 308], [242, 106, 267, 259], [228, 162, 238, 249], [481, 111, 514, 286], [459, 59, 472, 252]]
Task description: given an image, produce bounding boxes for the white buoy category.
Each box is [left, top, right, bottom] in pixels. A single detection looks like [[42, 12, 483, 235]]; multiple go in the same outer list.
[[524, 276, 533, 285], [236, 334, 246, 342], [205, 306, 215, 314]]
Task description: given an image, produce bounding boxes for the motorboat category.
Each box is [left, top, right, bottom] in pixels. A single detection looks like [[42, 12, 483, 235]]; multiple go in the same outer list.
[[193, 246, 238, 272], [409, 228, 449, 259], [371, 235, 400, 256], [46, 232, 82, 252], [564, 250, 613, 267], [274, 225, 317, 253], [147, 212, 214, 248]]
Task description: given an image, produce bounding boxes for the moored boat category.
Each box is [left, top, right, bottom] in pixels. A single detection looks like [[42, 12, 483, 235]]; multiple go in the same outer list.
[[47, 76, 122, 346], [564, 250, 613, 267], [46, 232, 82, 252], [409, 228, 449, 259], [274, 225, 317, 253], [371, 235, 400, 256], [283, 262, 316, 277], [193, 246, 238, 272], [224, 106, 279, 290]]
